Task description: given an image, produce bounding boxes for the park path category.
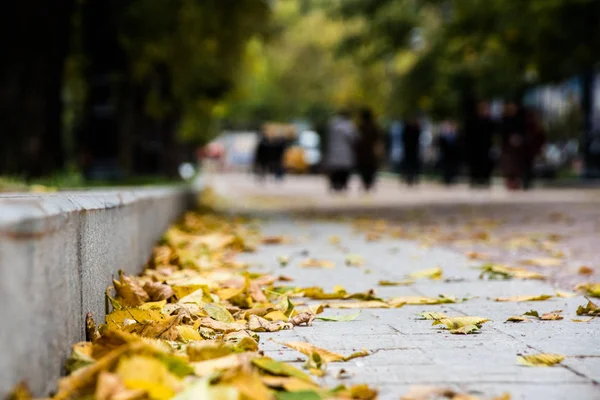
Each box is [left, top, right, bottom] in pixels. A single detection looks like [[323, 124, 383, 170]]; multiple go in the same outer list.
[[205, 173, 600, 399]]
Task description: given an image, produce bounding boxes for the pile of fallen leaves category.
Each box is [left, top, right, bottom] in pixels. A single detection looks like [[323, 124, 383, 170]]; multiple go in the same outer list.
[[15, 211, 377, 400]]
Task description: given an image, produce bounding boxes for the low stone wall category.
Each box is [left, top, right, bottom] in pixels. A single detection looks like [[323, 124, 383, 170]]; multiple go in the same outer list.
[[0, 187, 195, 396]]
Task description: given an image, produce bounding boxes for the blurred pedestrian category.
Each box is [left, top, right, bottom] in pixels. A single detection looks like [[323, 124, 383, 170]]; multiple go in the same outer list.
[[253, 126, 270, 181], [356, 108, 383, 192], [437, 120, 460, 185], [523, 108, 546, 190], [401, 116, 422, 185], [465, 101, 494, 187], [389, 120, 404, 174], [500, 101, 527, 190], [325, 109, 358, 192]]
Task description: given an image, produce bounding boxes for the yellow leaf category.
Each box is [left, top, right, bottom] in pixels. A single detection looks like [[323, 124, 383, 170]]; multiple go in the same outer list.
[[125, 315, 181, 341], [252, 357, 314, 383], [281, 341, 368, 363], [323, 300, 389, 309], [172, 284, 211, 301], [143, 282, 174, 302], [494, 294, 553, 302], [388, 295, 457, 307], [115, 355, 182, 400], [555, 290, 577, 298], [433, 316, 489, 330], [203, 303, 235, 323], [574, 282, 600, 297], [516, 353, 565, 367], [95, 372, 145, 400], [177, 325, 202, 342], [328, 235, 341, 245], [192, 352, 256, 377], [198, 318, 246, 333], [408, 267, 443, 280], [264, 310, 288, 321], [576, 299, 600, 316], [479, 264, 546, 280], [248, 315, 292, 332], [378, 279, 415, 286], [223, 371, 272, 400], [113, 271, 149, 307], [540, 311, 563, 320], [106, 309, 165, 330], [187, 341, 234, 362], [139, 300, 167, 310], [418, 312, 448, 320], [171, 378, 238, 400], [300, 258, 335, 268], [261, 376, 318, 391], [572, 317, 595, 322], [522, 257, 562, 267], [65, 342, 95, 373], [345, 254, 364, 266], [449, 324, 480, 334]]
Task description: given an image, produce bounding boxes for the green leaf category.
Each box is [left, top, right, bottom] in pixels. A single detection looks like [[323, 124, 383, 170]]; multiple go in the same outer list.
[[252, 357, 314, 383], [275, 391, 322, 400], [315, 312, 361, 322], [203, 303, 235, 323]]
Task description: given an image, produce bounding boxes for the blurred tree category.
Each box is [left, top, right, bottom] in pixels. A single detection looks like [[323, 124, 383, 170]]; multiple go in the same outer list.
[[0, 0, 74, 178]]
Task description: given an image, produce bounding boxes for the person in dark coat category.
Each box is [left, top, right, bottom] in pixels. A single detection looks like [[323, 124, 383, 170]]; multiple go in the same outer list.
[[500, 101, 527, 190], [465, 101, 495, 187], [437, 120, 460, 185], [253, 127, 270, 181], [401, 117, 422, 185], [355, 108, 382, 191]]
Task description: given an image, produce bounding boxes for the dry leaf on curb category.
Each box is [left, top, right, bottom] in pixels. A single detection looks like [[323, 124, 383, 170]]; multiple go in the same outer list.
[[578, 266, 594, 275], [280, 341, 369, 363], [432, 316, 489, 330], [479, 264, 546, 280], [494, 294, 553, 302], [300, 259, 335, 268], [143, 282, 174, 301], [248, 315, 292, 332], [576, 299, 600, 316], [289, 312, 315, 326], [540, 311, 563, 320], [113, 271, 149, 307], [203, 303, 235, 323], [378, 279, 415, 286], [517, 353, 565, 367], [408, 267, 443, 280]]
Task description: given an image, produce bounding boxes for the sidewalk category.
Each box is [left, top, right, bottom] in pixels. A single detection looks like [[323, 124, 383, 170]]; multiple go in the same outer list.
[[208, 173, 600, 399]]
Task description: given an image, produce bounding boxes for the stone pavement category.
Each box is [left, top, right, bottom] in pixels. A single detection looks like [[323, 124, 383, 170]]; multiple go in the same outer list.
[[205, 173, 600, 400]]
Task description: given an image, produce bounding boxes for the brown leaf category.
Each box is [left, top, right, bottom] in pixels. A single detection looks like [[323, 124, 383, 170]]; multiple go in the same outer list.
[[300, 258, 335, 268], [578, 265, 594, 275], [540, 310, 563, 320], [261, 235, 288, 244], [143, 281, 174, 301], [198, 317, 247, 333], [113, 271, 149, 307], [248, 315, 292, 332], [289, 312, 315, 326]]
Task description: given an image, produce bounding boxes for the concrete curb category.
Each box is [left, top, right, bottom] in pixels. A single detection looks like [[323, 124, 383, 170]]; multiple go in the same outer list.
[[0, 187, 195, 396]]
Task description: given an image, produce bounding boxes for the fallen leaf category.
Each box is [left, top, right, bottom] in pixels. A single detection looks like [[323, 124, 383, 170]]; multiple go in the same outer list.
[[555, 290, 577, 298], [328, 235, 341, 245], [417, 312, 448, 320], [449, 324, 481, 334], [574, 282, 600, 297], [115, 355, 182, 400], [289, 312, 315, 326], [388, 295, 457, 307], [572, 317, 595, 322], [578, 265, 594, 275], [65, 342, 95, 374], [523, 310, 540, 318], [203, 303, 235, 323], [280, 341, 368, 363], [248, 315, 292, 332], [198, 318, 246, 333], [304, 352, 325, 377], [408, 267, 443, 280], [494, 294, 553, 302], [506, 316, 530, 323], [466, 251, 489, 260], [277, 255, 290, 266], [261, 235, 287, 244], [251, 357, 313, 383], [177, 325, 202, 342], [479, 264, 545, 280], [143, 282, 174, 301], [300, 259, 335, 268], [576, 299, 600, 316], [113, 271, 150, 307], [516, 353, 565, 367], [432, 316, 489, 330], [171, 377, 238, 400], [264, 310, 289, 322], [192, 352, 256, 377], [378, 279, 415, 286], [316, 312, 361, 322], [522, 257, 562, 267], [95, 372, 145, 400], [323, 301, 389, 309], [540, 311, 563, 320]]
